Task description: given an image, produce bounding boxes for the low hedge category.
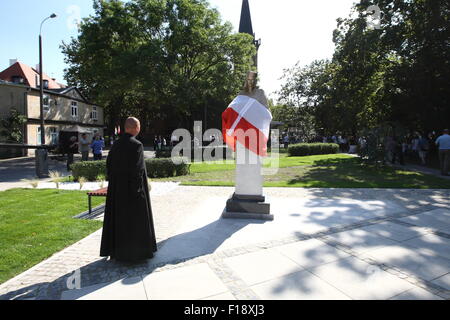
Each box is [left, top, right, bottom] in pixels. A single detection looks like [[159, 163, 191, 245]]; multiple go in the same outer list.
[[71, 158, 190, 181], [71, 160, 107, 181], [155, 149, 173, 158], [288, 143, 339, 156], [145, 158, 190, 178]]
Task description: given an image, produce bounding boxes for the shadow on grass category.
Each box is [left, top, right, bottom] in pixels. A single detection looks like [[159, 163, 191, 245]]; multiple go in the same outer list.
[[287, 157, 450, 189]]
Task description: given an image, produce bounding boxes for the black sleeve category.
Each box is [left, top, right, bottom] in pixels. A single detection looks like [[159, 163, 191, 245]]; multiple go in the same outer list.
[[128, 143, 145, 194], [106, 147, 113, 181]]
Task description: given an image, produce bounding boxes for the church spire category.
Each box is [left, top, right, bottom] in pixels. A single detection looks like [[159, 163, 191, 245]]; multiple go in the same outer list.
[[239, 0, 254, 36], [238, 0, 261, 69]]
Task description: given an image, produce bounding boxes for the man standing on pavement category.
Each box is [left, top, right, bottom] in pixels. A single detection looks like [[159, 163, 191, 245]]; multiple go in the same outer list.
[[79, 133, 90, 161], [436, 129, 450, 176], [100, 117, 157, 262]]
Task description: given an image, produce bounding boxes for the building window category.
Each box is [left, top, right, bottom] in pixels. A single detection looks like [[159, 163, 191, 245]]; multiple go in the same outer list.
[[90, 106, 98, 120], [71, 101, 78, 118], [50, 127, 58, 145], [43, 94, 50, 112], [43, 80, 49, 89], [37, 127, 42, 145], [11, 76, 24, 84]]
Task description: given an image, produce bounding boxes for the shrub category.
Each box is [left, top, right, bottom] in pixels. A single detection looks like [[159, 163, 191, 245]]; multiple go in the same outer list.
[[72, 158, 191, 180], [288, 143, 339, 156], [145, 158, 190, 178], [155, 149, 173, 158], [71, 160, 107, 181]]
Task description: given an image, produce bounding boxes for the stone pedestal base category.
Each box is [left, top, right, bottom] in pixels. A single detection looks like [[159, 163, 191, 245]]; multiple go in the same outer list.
[[222, 193, 273, 221]]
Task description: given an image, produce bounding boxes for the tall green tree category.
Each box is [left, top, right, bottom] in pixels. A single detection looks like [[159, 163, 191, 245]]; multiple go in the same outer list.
[[278, 0, 450, 136], [61, 0, 255, 136]]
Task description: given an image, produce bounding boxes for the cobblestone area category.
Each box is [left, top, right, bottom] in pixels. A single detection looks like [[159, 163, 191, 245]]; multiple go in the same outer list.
[[0, 187, 449, 300]]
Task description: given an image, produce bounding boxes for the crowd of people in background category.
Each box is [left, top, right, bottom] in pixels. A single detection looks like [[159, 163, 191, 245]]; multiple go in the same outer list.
[[64, 128, 450, 176], [153, 135, 169, 151], [280, 129, 450, 176], [65, 132, 105, 171]]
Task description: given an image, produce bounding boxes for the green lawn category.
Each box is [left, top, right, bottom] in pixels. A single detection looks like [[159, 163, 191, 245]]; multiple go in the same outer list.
[[156, 154, 450, 189], [0, 189, 104, 284]]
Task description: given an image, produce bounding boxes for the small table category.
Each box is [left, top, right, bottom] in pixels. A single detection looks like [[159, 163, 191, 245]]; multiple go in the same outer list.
[[87, 187, 108, 215]]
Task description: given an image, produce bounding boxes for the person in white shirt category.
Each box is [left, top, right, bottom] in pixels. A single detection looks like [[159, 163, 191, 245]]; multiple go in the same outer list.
[[436, 129, 450, 176]]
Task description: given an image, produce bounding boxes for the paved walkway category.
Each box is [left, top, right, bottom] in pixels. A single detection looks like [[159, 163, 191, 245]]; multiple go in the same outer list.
[[0, 149, 156, 191], [1, 186, 449, 300]]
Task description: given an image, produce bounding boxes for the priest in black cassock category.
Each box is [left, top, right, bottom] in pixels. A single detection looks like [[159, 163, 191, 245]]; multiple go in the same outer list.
[[100, 117, 157, 262]]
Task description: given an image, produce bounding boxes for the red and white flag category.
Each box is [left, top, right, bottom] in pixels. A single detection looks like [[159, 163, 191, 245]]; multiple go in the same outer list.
[[222, 95, 272, 157]]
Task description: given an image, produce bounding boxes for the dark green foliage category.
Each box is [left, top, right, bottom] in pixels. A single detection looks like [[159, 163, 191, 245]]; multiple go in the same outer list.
[[288, 143, 339, 157], [155, 149, 173, 158], [0, 108, 27, 143], [145, 158, 190, 178], [61, 0, 256, 134], [71, 158, 190, 180], [278, 0, 450, 135], [71, 160, 107, 181]]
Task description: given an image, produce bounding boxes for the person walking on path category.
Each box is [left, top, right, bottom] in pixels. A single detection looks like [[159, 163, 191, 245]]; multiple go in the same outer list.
[[91, 136, 104, 161], [417, 134, 430, 165], [67, 136, 78, 171], [283, 135, 289, 149], [100, 117, 157, 262], [435, 129, 450, 176], [157, 136, 162, 151], [79, 133, 90, 161]]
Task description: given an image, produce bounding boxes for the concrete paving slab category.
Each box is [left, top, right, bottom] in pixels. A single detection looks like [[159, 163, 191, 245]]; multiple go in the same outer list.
[[142, 263, 229, 300], [360, 221, 429, 242], [60, 276, 147, 300], [250, 269, 351, 300], [152, 196, 406, 265], [398, 209, 450, 234], [325, 229, 399, 254], [3, 186, 450, 301], [389, 287, 444, 300], [59, 182, 82, 190], [224, 249, 304, 286], [308, 256, 415, 300], [201, 292, 236, 300], [81, 182, 104, 191], [365, 244, 450, 281], [37, 182, 57, 189], [430, 273, 450, 290], [401, 234, 450, 260], [274, 239, 351, 270]]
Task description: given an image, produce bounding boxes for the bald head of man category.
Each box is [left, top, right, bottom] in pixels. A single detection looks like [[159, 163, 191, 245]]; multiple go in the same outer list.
[[125, 117, 141, 137]]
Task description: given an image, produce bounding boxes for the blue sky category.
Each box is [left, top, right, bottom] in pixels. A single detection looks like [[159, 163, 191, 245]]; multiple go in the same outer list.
[[0, 0, 356, 99]]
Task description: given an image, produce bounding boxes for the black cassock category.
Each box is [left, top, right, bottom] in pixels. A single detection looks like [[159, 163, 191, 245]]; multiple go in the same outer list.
[[100, 133, 157, 261]]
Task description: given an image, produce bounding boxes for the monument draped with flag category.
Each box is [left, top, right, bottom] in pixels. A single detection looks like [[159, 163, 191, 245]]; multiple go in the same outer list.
[[222, 95, 272, 157]]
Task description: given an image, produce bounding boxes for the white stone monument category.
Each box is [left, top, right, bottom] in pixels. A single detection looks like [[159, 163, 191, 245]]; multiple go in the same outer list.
[[222, 71, 273, 220]]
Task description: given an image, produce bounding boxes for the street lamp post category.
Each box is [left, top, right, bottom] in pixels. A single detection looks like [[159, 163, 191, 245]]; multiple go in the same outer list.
[[36, 13, 57, 178], [39, 13, 57, 145]]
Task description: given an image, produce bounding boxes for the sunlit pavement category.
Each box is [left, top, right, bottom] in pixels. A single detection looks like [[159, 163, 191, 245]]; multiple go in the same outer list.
[[1, 186, 449, 300]]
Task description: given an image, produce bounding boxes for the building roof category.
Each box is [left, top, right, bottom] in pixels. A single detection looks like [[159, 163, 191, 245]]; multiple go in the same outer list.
[[0, 61, 66, 89], [239, 0, 254, 36]]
